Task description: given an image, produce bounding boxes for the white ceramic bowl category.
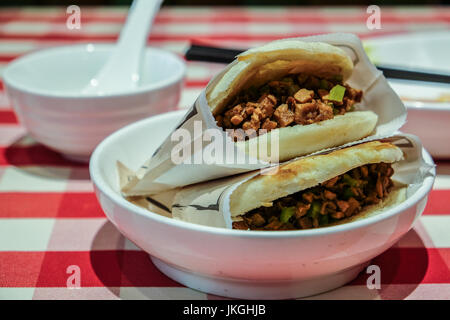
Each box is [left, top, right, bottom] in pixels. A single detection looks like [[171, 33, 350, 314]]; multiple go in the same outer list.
[[402, 102, 450, 159], [90, 110, 435, 299], [3, 44, 185, 162]]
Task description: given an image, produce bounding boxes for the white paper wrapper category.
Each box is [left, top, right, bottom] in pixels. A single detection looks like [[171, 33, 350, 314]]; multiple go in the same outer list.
[[122, 33, 407, 196], [117, 161, 176, 218], [170, 134, 434, 229]]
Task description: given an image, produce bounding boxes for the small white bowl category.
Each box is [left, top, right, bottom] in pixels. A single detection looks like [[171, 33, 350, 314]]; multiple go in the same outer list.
[[387, 80, 450, 158], [402, 101, 450, 159], [364, 31, 450, 158], [3, 44, 185, 162], [90, 110, 435, 299]]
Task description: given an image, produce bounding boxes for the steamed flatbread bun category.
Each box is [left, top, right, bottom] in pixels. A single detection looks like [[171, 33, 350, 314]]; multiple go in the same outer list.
[[206, 39, 378, 162], [236, 111, 378, 162], [229, 140, 405, 218], [207, 40, 354, 113]]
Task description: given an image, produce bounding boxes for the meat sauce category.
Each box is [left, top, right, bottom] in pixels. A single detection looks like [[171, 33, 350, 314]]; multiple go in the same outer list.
[[232, 162, 394, 231], [215, 74, 362, 138]]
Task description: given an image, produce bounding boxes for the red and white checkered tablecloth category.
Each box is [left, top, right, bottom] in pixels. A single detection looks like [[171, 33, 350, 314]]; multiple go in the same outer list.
[[0, 6, 449, 300]]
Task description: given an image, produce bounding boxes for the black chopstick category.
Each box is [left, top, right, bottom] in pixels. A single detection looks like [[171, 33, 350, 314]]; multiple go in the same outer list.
[[185, 44, 450, 84], [185, 44, 242, 64], [375, 65, 450, 84]]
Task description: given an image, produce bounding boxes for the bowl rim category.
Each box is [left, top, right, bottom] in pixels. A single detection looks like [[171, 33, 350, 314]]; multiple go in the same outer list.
[[90, 110, 436, 239], [363, 30, 450, 112], [2, 43, 186, 99], [403, 101, 450, 112]]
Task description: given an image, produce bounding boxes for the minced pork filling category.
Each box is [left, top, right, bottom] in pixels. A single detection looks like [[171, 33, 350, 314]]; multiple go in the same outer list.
[[215, 74, 362, 138], [232, 162, 394, 231]]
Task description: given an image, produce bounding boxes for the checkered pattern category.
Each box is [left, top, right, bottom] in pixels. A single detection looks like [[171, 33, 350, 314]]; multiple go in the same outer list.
[[0, 6, 449, 300]]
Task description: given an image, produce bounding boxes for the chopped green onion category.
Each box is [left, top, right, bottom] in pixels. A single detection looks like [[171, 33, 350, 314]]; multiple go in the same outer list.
[[280, 207, 296, 223], [319, 215, 329, 226], [343, 187, 355, 200], [307, 201, 321, 219], [343, 174, 358, 187], [329, 84, 346, 102], [327, 102, 339, 115], [319, 79, 330, 90]]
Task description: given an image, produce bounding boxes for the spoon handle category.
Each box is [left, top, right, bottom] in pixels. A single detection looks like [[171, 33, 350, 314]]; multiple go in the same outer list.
[[84, 0, 163, 94], [114, 0, 163, 76]]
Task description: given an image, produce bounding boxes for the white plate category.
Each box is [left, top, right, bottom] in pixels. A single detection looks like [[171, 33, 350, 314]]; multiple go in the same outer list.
[[364, 31, 450, 158], [90, 110, 435, 299]]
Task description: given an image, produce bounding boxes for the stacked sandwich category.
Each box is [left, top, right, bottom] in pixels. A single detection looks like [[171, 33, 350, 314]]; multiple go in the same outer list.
[[121, 34, 421, 231]]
